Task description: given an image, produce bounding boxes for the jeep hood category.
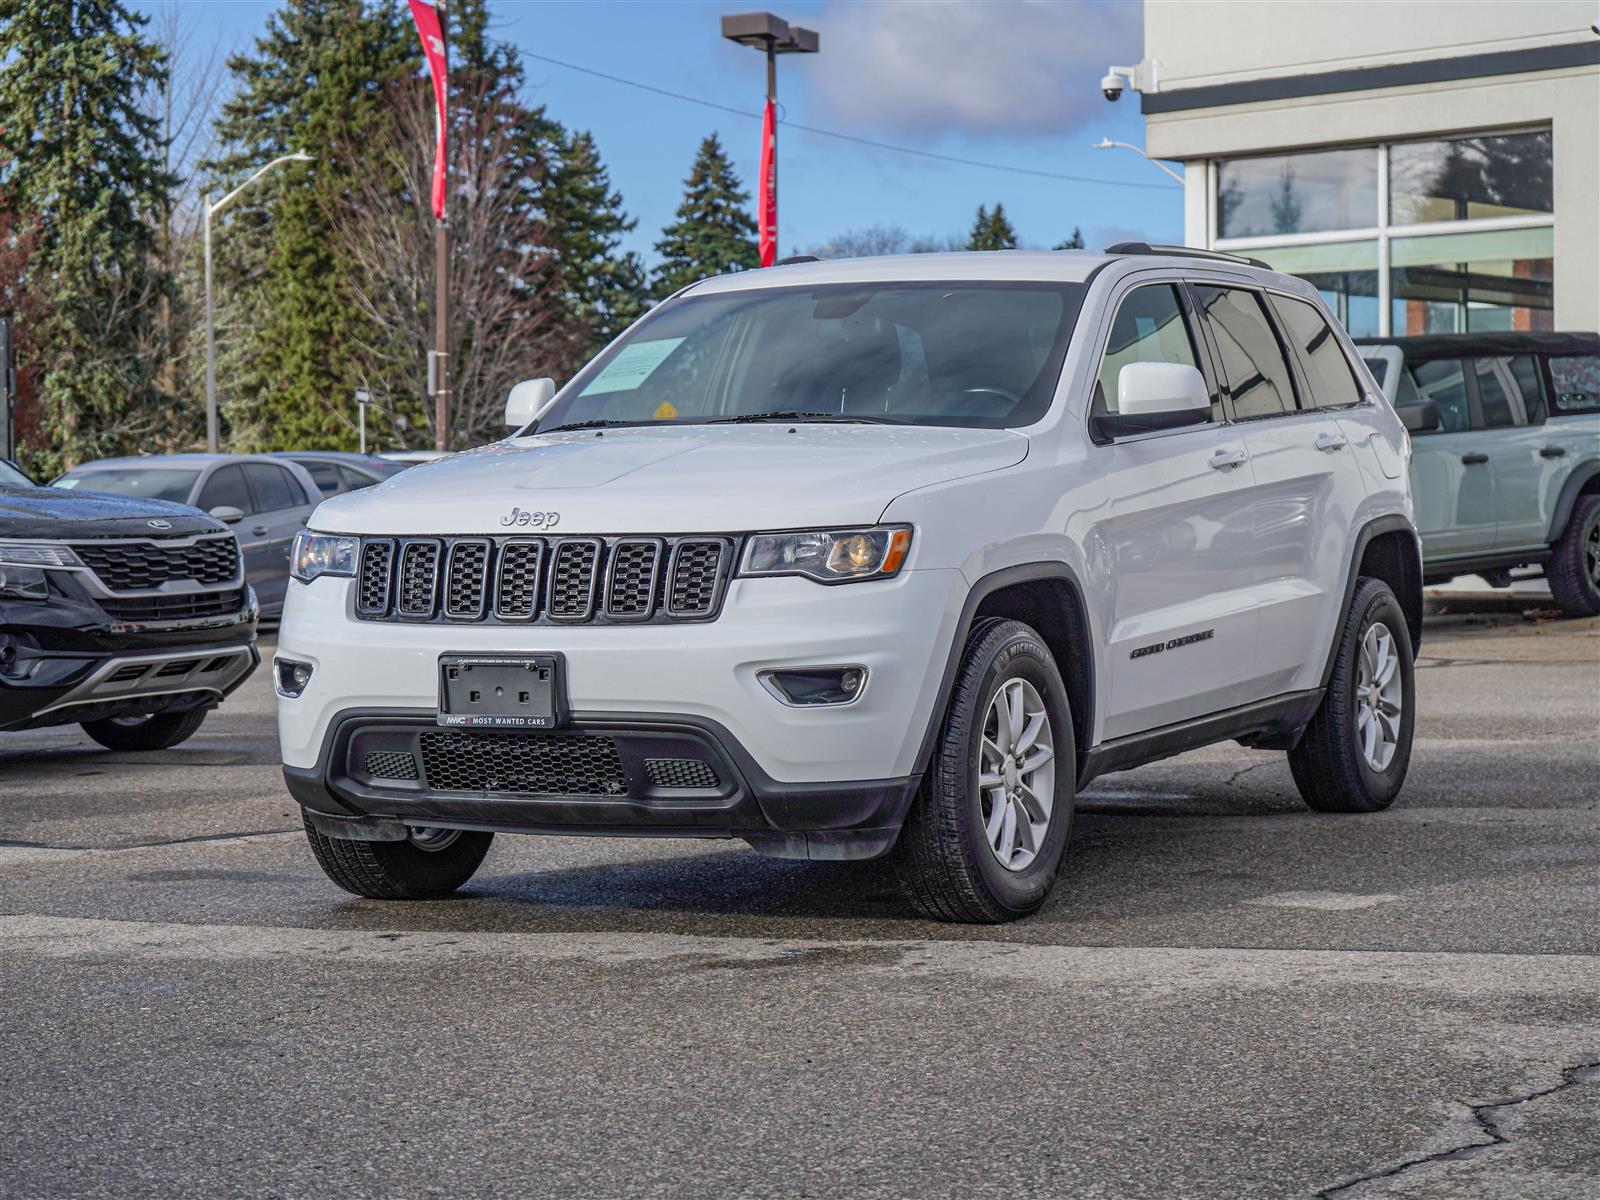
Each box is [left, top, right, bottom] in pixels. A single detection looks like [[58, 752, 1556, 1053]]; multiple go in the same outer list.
[[312, 424, 1028, 535]]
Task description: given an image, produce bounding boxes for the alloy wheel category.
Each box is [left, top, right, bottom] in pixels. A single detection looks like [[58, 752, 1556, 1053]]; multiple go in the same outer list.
[[407, 826, 462, 852], [977, 678, 1056, 871], [1354, 621, 1403, 772], [1585, 516, 1600, 587]]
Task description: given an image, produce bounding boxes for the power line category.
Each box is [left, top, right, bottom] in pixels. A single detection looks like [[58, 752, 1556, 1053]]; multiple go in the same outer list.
[[521, 50, 1182, 192]]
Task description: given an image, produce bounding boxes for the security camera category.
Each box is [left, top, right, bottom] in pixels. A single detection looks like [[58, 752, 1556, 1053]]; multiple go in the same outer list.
[[1100, 72, 1125, 102]]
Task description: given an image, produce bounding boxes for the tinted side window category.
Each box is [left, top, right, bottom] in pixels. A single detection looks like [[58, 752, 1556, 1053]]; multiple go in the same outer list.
[[1267, 294, 1363, 409], [302, 461, 345, 497], [1473, 357, 1542, 428], [339, 465, 379, 491], [244, 463, 298, 512], [196, 465, 254, 515], [1191, 285, 1296, 419], [1549, 354, 1600, 413], [1093, 284, 1204, 415], [1407, 359, 1470, 432]]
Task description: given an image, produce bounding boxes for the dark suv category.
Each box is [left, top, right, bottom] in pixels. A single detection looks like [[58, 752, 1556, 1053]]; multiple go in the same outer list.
[[1356, 332, 1600, 616], [0, 461, 259, 750]]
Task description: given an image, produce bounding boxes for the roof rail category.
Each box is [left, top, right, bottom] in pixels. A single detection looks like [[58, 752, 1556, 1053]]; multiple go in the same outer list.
[[775, 254, 821, 266], [1103, 241, 1271, 271]]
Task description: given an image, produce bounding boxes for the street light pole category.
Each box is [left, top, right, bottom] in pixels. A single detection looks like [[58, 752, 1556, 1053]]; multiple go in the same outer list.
[[203, 151, 314, 453], [720, 12, 819, 266], [1092, 138, 1184, 185]]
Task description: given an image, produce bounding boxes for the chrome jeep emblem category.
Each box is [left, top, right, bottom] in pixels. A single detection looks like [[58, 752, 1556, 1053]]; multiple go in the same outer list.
[[499, 507, 560, 529], [147, 519, 173, 529]]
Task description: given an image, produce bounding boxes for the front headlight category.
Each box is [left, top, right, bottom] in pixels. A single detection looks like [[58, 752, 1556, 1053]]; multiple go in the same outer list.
[[0, 542, 82, 569], [739, 526, 912, 584], [291, 531, 358, 584]]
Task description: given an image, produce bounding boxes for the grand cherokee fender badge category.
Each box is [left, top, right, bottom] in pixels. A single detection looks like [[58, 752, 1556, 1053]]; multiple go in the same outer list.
[[499, 507, 561, 529], [1130, 628, 1214, 660]]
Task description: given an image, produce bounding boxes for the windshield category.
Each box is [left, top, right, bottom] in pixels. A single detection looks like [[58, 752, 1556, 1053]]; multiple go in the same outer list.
[[537, 281, 1087, 432], [0, 461, 33, 488], [54, 468, 199, 504]]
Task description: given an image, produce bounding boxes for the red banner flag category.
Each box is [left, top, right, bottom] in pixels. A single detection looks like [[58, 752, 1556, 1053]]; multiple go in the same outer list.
[[758, 98, 776, 267], [408, 0, 448, 221]]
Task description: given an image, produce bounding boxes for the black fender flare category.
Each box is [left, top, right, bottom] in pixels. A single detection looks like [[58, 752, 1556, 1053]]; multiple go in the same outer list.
[[1547, 461, 1600, 544], [1319, 513, 1423, 689], [909, 561, 1095, 781]]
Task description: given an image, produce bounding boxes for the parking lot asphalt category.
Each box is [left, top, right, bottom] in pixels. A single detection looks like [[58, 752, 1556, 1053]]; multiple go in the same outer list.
[[2, 598, 1597, 1199]]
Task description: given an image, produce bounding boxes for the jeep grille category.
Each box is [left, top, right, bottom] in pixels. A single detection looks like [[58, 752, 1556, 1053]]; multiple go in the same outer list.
[[352, 534, 735, 626]]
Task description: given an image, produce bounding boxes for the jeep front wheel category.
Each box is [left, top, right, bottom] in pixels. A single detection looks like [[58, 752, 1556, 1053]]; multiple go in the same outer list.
[[890, 618, 1074, 923], [303, 815, 493, 900]]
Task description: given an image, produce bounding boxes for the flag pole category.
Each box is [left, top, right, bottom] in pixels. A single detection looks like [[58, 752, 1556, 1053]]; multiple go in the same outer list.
[[433, 4, 450, 454]]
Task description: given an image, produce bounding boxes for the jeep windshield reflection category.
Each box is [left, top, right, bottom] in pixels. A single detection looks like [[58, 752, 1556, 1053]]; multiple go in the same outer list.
[[536, 281, 1088, 432]]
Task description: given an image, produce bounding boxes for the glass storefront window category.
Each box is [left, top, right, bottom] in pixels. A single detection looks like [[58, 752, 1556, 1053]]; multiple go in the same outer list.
[[1216, 148, 1377, 238], [1390, 226, 1554, 334], [1389, 131, 1553, 225], [1248, 241, 1380, 336]]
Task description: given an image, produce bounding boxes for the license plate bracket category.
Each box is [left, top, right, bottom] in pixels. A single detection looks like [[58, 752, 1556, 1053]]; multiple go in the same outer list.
[[437, 654, 564, 729]]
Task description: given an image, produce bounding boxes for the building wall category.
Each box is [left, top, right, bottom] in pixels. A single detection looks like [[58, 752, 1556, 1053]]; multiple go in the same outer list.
[[1140, 2, 1600, 331]]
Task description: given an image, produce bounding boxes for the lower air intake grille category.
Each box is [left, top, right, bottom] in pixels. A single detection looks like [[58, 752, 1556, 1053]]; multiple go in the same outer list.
[[419, 731, 626, 796], [644, 758, 719, 789], [98, 588, 246, 623], [364, 751, 420, 781]]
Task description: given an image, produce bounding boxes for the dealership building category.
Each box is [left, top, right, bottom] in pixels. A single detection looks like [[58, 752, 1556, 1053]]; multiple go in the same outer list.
[[1127, 1, 1599, 337]]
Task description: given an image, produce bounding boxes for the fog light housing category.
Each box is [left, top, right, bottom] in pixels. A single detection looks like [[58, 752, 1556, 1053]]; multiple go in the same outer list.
[[275, 658, 314, 698], [760, 666, 867, 707]]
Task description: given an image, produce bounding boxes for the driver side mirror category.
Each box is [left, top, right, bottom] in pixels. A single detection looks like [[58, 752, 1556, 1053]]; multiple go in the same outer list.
[[209, 505, 245, 524], [1396, 400, 1441, 434], [505, 377, 556, 431], [1090, 362, 1211, 442]]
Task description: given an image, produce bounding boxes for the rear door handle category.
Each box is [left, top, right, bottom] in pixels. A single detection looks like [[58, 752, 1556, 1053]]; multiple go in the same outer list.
[[1461, 453, 1489, 465], [1313, 433, 1348, 453], [1540, 446, 1566, 458], [1209, 448, 1248, 471]]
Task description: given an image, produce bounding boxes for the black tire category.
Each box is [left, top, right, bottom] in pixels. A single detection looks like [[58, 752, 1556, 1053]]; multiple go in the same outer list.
[[1289, 577, 1415, 813], [302, 814, 492, 900], [1547, 495, 1600, 618], [80, 707, 208, 752], [889, 617, 1075, 923]]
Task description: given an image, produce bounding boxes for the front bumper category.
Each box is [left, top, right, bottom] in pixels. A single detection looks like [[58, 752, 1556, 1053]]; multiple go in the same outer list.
[[276, 567, 968, 852]]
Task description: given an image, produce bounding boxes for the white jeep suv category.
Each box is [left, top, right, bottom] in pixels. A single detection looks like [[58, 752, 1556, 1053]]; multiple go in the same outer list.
[[278, 246, 1422, 923]]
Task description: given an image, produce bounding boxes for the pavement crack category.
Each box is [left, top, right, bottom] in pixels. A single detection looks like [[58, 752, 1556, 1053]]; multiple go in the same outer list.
[[1312, 1057, 1600, 1198], [1225, 761, 1273, 788]]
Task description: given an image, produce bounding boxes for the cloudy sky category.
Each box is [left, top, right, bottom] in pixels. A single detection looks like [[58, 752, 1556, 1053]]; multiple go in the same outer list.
[[147, 0, 1178, 261]]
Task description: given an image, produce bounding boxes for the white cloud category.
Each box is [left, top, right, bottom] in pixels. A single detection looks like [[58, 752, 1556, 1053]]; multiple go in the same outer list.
[[806, 0, 1143, 140]]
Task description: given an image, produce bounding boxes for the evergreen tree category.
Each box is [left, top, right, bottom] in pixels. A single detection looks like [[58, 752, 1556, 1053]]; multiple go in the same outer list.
[[651, 134, 758, 299], [205, 0, 416, 450], [0, 0, 174, 472], [967, 203, 1018, 251], [1053, 226, 1085, 250], [544, 129, 645, 353]]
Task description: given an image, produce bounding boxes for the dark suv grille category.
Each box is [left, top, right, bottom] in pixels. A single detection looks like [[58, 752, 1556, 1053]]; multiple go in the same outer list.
[[353, 535, 735, 626], [74, 536, 240, 592], [99, 588, 247, 623], [419, 731, 626, 795]]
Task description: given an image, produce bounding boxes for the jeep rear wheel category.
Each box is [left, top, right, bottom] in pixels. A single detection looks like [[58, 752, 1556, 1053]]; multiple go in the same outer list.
[[302, 813, 493, 900], [890, 618, 1074, 923], [1547, 495, 1600, 618], [1289, 577, 1415, 813]]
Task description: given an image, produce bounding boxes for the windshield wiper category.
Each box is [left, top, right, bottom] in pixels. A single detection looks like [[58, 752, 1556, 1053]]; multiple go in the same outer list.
[[708, 411, 906, 425], [538, 418, 642, 433]]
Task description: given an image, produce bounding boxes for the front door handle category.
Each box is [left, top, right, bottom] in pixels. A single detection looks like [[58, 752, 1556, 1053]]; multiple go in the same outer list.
[[1461, 453, 1489, 465], [1313, 432, 1348, 453], [251, 524, 270, 536], [1540, 445, 1567, 458], [1209, 447, 1248, 471]]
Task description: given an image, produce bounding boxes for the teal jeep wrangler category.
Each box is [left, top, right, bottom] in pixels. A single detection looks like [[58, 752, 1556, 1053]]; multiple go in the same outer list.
[[1357, 332, 1600, 617]]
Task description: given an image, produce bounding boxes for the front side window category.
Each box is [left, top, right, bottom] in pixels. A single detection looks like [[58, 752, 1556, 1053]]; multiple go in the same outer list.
[[1267, 293, 1363, 409], [196, 465, 254, 515], [1402, 359, 1470, 433], [1191, 285, 1297, 419], [1549, 355, 1600, 414], [1093, 284, 1208, 417], [540, 281, 1087, 431]]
